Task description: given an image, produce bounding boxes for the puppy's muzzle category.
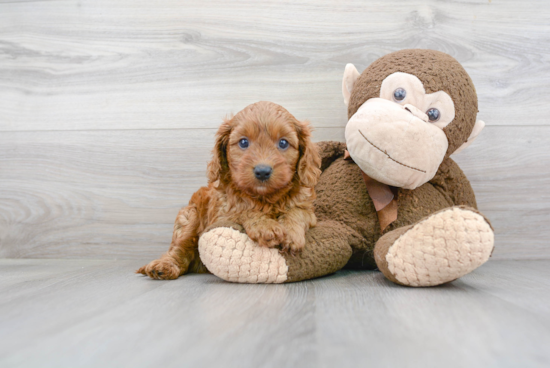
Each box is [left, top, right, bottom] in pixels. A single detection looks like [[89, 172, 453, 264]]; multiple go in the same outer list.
[[254, 165, 273, 181]]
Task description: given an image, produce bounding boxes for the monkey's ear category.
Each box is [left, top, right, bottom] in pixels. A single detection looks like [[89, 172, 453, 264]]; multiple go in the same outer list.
[[342, 63, 360, 106], [452, 120, 485, 155]]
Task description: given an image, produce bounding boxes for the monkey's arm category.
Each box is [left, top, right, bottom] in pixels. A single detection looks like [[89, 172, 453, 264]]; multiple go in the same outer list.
[[429, 157, 478, 209], [315, 141, 347, 172]]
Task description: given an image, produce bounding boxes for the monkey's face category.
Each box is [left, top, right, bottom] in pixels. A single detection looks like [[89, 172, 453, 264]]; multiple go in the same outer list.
[[345, 72, 455, 189]]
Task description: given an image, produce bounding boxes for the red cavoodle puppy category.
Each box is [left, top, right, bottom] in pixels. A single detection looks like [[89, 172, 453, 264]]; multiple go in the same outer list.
[[137, 101, 321, 280]]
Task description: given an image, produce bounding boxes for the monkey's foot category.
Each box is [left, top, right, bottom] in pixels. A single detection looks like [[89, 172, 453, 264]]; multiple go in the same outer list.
[[198, 221, 352, 284], [199, 226, 289, 283], [374, 206, 494, 287]]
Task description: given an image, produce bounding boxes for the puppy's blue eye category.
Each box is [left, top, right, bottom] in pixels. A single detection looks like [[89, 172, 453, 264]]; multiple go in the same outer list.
[[278, 139, 289, 150], [393, 88, 406, 102], [427, 108, 440, 122], [238, 138, 249, 149]]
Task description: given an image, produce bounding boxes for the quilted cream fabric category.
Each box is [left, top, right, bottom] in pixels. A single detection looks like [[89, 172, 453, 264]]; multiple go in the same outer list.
[[199, 227, 288, 283], [386, 207, 494, 286]]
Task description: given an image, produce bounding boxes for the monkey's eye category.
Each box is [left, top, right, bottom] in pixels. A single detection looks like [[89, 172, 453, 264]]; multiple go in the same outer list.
[[393, 88, 406, 102], [426, 108, 441, 122], [238, 138, 249, 149], [278, 139, 289, 150]]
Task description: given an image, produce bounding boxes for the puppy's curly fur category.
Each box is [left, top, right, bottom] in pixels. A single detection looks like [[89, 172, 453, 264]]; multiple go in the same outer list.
[[137, 101, 321, 280]]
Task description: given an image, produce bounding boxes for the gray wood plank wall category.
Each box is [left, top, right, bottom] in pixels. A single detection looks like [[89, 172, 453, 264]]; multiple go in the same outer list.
[[1, 0, 549, 260]]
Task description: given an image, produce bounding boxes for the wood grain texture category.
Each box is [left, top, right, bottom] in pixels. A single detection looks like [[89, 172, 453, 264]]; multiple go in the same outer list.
[[1, 126, 548, 260], [0, 259, 549, 368], [0, 0, 549, 131], [0, 128, 344, 259], [0, 0, 549, 260]]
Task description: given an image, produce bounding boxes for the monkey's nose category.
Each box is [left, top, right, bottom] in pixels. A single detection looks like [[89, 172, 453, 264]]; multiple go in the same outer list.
[[254, 165, 273, 181], [403, 104, 429, 122]]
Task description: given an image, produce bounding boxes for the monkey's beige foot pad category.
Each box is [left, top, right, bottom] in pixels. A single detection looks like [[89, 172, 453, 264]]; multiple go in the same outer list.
[[374, 207, 494, 287], [198, 227, 289, 283]]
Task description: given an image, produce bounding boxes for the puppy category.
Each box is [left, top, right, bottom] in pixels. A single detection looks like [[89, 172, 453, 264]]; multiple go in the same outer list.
[[137, 101, 321, 280]]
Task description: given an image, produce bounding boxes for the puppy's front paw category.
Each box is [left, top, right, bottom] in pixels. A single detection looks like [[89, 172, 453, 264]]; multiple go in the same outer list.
[[247, 220, 286, 248], [136, 258, 182, 280], [281, 227, 306, 255]]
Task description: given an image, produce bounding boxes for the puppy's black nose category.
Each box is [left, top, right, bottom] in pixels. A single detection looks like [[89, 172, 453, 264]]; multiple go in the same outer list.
[[254, 165, 273, 181]]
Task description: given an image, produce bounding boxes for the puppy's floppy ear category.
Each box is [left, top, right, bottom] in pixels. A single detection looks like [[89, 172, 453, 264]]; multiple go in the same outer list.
[[207, 117, 233, 184], [296, 120, 321, 188]]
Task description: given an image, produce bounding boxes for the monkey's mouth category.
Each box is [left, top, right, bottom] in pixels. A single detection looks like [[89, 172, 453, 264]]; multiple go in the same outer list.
[[358, 129, 426, 173]]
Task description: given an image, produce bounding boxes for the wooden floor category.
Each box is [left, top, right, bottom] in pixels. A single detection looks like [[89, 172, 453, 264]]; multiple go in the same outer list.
[[1, 259, 549, 368]]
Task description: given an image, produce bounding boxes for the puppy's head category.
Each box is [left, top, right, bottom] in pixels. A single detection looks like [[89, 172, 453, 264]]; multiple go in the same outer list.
[[207, 101, 321, 198]]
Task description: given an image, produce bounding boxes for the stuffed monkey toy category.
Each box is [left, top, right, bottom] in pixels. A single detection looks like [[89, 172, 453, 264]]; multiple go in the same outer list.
[[198, 49, 495, 286]]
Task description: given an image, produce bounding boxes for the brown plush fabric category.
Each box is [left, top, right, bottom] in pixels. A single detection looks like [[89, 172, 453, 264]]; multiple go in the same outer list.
[[430, 158, 478, 209], [314, 156, 379, 269], [348, 49, 478, 156], [285, 220, 353, 282], [312, 141, 478, 270], [316, 141, 347, 171], [373, 225, 413, 286]]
